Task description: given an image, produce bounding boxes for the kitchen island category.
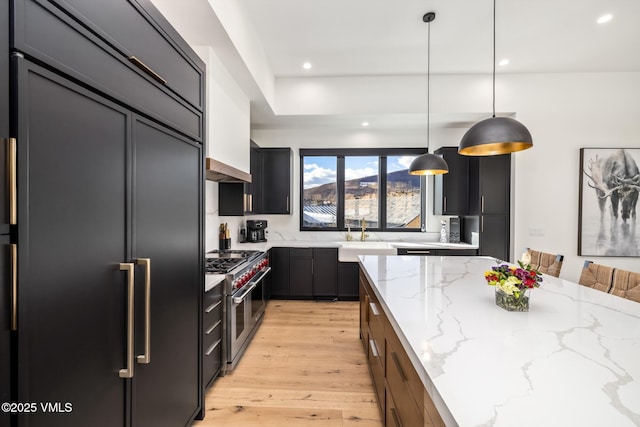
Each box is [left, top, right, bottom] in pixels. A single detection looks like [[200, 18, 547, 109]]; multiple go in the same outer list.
[[359, 255, 640, 427]]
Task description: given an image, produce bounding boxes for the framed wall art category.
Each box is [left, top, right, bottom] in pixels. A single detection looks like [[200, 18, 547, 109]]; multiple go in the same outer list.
[[578, 148, 640, 257]]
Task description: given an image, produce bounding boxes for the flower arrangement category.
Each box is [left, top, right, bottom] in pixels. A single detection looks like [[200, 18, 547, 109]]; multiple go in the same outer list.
[[484, 261, 542, 311]]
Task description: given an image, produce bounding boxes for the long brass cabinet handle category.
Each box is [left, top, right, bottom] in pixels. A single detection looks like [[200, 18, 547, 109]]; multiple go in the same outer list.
[[137, 258, 151, 364], [119, 263, 135, 378], [10, 244, 17, 331], [8, 137, 17, 225], [128, 56, 167, 85]]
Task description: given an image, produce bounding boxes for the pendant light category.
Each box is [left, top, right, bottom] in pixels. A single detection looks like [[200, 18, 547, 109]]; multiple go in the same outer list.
[[409, 12, 449, 176], [458, 0, 533, 156]]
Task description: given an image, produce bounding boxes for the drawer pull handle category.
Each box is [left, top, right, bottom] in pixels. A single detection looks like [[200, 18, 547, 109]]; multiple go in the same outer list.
[[405, 250, 431, 255], [390, 407, 403, 427], [391, 351, 408, 382], [369, 339, 379, 358], [205, 300, 222, 313], [128, 56, 167, 85], [369, 302, 379, 316], [205, 339, 221, 356], [205, 319, 222, 335]]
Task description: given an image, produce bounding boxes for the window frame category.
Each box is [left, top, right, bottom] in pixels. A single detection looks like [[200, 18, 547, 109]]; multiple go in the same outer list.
[[300, 148, 427, 232]]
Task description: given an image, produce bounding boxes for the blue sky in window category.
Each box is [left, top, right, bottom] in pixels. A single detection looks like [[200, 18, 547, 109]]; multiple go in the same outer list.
[[303, 155, 416, 189]]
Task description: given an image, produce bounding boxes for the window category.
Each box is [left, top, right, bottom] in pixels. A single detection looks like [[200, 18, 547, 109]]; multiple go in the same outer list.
[[300, 149, 426, 231]]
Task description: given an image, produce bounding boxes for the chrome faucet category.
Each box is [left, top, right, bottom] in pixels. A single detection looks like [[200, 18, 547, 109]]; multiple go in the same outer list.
[[360, 218, 369, 241]]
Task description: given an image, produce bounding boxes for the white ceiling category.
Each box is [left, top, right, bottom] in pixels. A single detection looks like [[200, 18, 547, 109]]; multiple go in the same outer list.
[[151, 0, 640, 129]]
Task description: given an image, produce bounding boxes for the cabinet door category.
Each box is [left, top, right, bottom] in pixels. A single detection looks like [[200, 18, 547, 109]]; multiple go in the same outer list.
[[260, 148, 291, 214], [0, 236, 10, 427], [289, 248, 313, 298], [218, 182, 246, 216], [338, 262, 360, 300], [131, 118, 202, 426], [15, 61, 128, 427], [434, 147, 469, 215], [312, 248, 337, 299], [270, 247, 290, 298], [480, 214, 509, 261], [479, 155, 510, 215]]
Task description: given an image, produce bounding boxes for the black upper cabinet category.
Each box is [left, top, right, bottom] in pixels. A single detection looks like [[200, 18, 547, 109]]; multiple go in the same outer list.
[[433, 147, 469, 215], [260, 148, 292, 214], [219, 145, 292, 216], [12, 0, 204, 141]]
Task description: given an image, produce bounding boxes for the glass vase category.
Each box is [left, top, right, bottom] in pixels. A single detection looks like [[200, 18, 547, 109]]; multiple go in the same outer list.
[[495, 288, 530, 312]]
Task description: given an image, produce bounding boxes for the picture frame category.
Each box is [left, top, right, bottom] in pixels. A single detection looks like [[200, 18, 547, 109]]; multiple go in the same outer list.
[[578, 148, 640, 257]]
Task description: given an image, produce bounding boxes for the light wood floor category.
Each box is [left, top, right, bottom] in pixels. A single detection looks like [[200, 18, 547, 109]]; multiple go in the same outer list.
[[194, 300, 383, 426]]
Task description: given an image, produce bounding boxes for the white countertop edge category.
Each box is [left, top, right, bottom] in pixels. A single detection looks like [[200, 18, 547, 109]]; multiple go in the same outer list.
[[358, 257, 459, 427]]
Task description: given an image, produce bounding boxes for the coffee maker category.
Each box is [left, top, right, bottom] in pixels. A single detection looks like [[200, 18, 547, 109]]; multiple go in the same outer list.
[[246, 220, 267, 243]]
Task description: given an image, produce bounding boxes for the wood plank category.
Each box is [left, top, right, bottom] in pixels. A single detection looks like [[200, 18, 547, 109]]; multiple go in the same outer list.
[[194, 300, 383, 427]]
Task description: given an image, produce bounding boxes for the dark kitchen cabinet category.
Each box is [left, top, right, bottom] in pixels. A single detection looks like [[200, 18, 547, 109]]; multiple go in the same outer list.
[[203, 280, 224, 388], [433, 147, 469, 215], [289, 248, 313, 298], [260, 148, 292, 214], [218, 146, 292, 216], [338, 262, 360, 300], [8, 1, 204, 426], [0, 4, 9, 427], [312, 248, 338, 299], [467, 154, 511, 261], [270, 247, 291, 298]]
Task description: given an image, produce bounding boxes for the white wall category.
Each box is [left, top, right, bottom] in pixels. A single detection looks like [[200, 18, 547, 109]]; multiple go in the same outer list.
[[248, 72, 640, 282]]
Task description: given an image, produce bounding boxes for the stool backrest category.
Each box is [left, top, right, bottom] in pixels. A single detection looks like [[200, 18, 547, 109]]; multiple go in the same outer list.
[[578, 260, 614, 293]]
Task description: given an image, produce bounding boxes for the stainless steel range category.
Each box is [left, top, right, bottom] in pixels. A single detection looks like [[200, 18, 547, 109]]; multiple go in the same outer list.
[[205, 249, 270, 372]]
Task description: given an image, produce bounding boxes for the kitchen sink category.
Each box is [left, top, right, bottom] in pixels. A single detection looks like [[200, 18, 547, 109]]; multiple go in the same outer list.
[[338, 241, 397, 262]]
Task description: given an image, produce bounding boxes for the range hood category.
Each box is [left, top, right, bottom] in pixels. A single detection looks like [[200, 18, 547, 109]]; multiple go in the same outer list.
[[205, 158, 251, 183]]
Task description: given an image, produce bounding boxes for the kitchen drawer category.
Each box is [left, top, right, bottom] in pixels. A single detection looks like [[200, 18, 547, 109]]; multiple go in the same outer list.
[[14, 0, 203, 141], [386, 381, 422, 427], [367, 326, 385, 416], [385, 319, 424, 423], [203, 334, 222, 387], [203, 316, 222, 351], [204, 297, 223, 330], [359, 279, 369, 353]]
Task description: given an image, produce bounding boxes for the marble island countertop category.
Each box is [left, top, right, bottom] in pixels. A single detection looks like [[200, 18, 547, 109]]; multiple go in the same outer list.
[[358, 255, 640, 427]]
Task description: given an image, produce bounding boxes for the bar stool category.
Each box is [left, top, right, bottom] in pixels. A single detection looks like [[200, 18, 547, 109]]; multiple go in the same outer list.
[[578, 260, 614, 293], [525, 248, 564, 278], [610, 269, 640, 303]]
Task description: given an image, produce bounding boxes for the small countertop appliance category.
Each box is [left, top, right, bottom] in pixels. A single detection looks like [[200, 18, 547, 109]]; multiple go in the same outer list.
[[246, 219, 267, 243]]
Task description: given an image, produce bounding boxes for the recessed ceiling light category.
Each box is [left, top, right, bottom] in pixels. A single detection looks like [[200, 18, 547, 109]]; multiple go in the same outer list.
[[302, 62, 312, 70], [597, 14, 613, 24], [362, 122, 370, 127], [499, 59, 510, 67]]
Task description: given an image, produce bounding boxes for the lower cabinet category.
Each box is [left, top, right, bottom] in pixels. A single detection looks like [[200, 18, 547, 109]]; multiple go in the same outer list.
[[360, 268, 445, 427], [203, 280, 224, 387], [270, 247, 358, 300]]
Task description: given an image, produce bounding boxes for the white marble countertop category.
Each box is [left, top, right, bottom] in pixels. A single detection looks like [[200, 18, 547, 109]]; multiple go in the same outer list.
[[358, 255, 640, 427]]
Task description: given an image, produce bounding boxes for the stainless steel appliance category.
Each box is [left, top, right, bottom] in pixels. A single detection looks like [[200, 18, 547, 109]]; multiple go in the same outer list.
[[246, 219, 267, 242], [205, 249, 270, 372]]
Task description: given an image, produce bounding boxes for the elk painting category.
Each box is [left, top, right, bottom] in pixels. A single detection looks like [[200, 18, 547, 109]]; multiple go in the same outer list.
[[579, 148, 640, 257]]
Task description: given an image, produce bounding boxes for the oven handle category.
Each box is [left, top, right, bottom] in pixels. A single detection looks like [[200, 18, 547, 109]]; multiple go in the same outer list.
[[233, 283, 256, 305], [251, 266, 271, 286]]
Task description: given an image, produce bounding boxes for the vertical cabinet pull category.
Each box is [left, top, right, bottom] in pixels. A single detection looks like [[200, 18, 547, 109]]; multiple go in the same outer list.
[[136, 258, 151, 364], [119, 263, 135, 378], [10, 244, 17, 331], [481, 195, 485, 213], [391, 351, 408, 382], [286, 196, 289, 212], [390, 407, 403, 427], [443, 196, 447, 213], [369, 302, 380, 317], [8, 138, 17, 225]]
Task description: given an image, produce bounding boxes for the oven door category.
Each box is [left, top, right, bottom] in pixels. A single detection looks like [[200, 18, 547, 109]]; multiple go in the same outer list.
[[250, 266, 270, 322]]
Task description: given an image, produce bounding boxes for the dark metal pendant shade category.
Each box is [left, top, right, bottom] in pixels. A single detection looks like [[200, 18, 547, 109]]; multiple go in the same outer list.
[[409, 153, 449, 175], [459, 117, 533, 156]]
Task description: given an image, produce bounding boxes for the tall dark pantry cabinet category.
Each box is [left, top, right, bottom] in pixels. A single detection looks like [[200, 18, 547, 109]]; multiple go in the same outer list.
[[3, 1, 205, 426]]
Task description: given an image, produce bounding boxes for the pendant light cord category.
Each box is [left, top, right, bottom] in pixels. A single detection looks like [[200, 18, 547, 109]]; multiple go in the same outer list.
[[427, 19, 431, 151], [492, 0, 496, 118]]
